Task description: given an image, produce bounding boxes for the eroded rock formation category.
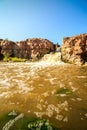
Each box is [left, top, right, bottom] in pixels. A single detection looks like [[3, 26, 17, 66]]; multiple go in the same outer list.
[[61, 34, 87, 65], [0, 38, 56, 60]]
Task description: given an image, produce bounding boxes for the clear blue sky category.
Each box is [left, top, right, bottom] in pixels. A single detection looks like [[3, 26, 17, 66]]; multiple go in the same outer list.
[[0, 0, 87, 44]]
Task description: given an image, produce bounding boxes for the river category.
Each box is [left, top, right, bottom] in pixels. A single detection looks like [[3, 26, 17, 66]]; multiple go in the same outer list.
[[0, 54, 87, 130]]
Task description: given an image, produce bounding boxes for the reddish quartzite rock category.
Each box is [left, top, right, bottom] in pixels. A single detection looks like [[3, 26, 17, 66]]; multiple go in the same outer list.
[[0, 40, 16, 57], [0, 38, 56, 60], [61, 34, 87, 65], [26, 38, 56, 59]]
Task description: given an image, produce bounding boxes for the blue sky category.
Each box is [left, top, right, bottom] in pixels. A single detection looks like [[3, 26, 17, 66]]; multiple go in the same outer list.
[[0, 0, 87, 44]]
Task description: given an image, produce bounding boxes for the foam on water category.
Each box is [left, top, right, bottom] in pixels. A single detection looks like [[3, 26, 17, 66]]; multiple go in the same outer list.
[[42, 52, 61, 62], [0, 56, 87, 130], [0, 60, 65, 98]]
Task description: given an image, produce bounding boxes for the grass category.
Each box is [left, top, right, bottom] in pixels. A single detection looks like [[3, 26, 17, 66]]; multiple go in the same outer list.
[[11, 57, 26, 62], [3, 52, 26, 62], [3, 57, 26, 62]]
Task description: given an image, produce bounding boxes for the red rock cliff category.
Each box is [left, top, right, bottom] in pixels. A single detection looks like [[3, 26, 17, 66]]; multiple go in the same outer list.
[[61, 34, 87, 65], [0, 38, 56, 60]]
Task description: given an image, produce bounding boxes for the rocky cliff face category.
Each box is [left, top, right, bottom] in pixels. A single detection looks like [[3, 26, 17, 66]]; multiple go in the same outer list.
[[61, 34, 87, 65], [0, 38, 56, 60]]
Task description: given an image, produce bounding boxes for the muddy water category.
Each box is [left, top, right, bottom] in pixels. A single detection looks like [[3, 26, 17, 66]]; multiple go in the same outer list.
[[0, 61, 87, 130]]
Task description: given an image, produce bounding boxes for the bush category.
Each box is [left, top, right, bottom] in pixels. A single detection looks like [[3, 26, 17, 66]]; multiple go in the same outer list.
[[11, 57, 26, 62], [3, 52, 26, 62], [3, 52, 11, 62]]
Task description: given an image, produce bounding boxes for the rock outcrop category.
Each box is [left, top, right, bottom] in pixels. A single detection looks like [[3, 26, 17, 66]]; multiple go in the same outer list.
[[0, 38, 56, 60], [61, 34, 87, 65]]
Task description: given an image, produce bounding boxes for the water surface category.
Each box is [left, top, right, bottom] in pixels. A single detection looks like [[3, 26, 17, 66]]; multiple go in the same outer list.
[[0, 61, 87, 130]]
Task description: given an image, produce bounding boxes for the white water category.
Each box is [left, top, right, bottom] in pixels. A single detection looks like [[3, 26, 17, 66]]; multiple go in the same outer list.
[[42, 52, 61, 62]]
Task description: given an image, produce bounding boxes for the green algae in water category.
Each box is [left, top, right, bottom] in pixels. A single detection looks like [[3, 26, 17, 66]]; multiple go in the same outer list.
[[27, 118, 58, 130], [55, 88, 72, 95], [0, 111, 18, 129], [0, 111, 58, 130]]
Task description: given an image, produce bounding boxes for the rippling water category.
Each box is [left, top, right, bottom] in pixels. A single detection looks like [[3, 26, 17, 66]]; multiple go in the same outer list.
[[0, 61, 87, 130]]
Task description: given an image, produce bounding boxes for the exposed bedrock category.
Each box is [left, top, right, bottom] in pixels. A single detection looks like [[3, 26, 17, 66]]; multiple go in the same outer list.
[[61, 34, 87, 65], [0, 38, 57, 60]]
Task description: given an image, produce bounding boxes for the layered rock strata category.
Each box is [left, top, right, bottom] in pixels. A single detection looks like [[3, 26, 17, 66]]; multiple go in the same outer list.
[[61, 34, 87, 65]]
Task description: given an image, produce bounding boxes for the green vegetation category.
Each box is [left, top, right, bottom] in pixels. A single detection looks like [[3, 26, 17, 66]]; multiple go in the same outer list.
[[27, 118, 58, 130], [5, 38, 9, 41], [11, 57, 26, 62], [3, 52, 11, 62], [3, 52, 26, 62], [55, 88, 72, 95], [0, 111, 58, 130]]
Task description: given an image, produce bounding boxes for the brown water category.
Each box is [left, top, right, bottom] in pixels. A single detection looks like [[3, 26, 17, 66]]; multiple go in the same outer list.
[[0, 61, 87, 130]]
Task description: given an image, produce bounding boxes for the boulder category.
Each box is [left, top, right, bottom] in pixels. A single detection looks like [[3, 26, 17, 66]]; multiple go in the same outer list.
[[61, 34, 87, 65], [26, 38, 56, 59], [0, 40, 18, 57]]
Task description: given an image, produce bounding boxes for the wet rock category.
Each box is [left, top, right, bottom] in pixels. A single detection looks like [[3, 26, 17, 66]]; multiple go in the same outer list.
[[61, 33, 87, 65]]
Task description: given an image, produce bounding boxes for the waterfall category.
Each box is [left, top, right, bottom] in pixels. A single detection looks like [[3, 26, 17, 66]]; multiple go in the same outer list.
[[41, 52, 61, 62]]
